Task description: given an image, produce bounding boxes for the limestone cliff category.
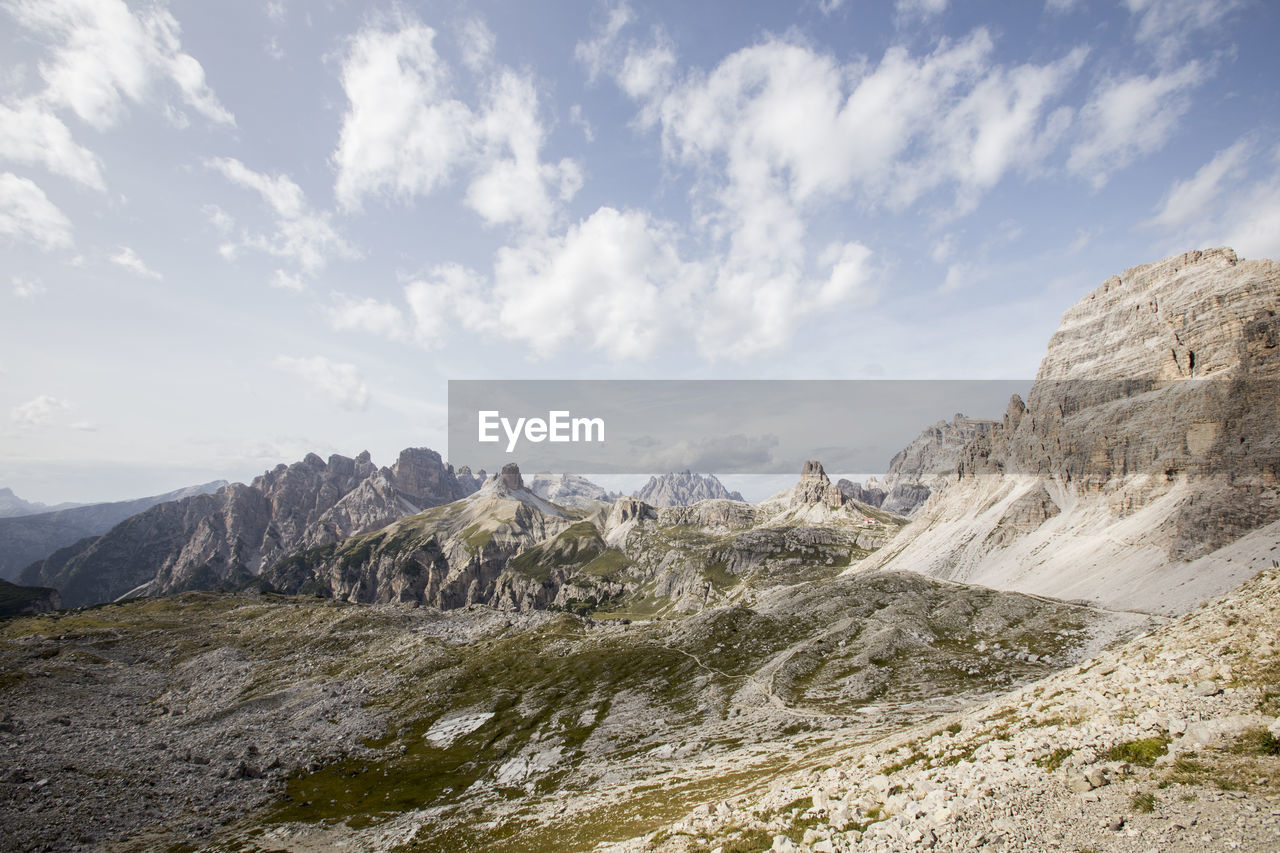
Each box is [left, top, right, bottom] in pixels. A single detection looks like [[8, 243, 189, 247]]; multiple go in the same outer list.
[[860, 248, 1280, 612]]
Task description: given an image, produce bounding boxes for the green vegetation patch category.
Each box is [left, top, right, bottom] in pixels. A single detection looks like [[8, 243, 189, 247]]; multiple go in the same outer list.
[[1106, 736, 1170, 767]]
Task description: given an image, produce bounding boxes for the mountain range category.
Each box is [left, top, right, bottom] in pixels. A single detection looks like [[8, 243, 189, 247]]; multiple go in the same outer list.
[[0, 480, 226, 581], [632, 470, 745, 506], [17, 449, 481, 608], [2, 248, 1278, 851]]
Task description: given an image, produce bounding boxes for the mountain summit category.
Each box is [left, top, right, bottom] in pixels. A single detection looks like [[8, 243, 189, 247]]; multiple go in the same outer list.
[[632, 471, 745, 506]]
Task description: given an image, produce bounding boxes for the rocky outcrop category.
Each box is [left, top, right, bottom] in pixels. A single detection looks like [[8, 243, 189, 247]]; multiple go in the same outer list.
[[632, 471, 744, 507], [791, 461, 845, 509], [19, 448, 475, 607], [0, 480, 226, 581], [861, 248, 1280, 612]]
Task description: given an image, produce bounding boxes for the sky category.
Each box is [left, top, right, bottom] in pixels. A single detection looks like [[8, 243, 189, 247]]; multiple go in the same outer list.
[[1, 0, 1278, 504]]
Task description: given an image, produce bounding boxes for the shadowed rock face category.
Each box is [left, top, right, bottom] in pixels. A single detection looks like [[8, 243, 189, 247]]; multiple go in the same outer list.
[[19, 448, 478, 607], [500, 463, 524, 491]]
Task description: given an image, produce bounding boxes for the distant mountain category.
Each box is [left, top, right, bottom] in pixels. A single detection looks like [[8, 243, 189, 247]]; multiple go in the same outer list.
[[526, 472, 619, 509], [631, 471, 744, 507], [263, 460, 907, 613], [0, 487, 82, 519], [19, 448, 479, 607], [0, 481, 227, 581], [836, 478, 887, 508], [263, 463, 583, 609], [842, 414, 998, 517]]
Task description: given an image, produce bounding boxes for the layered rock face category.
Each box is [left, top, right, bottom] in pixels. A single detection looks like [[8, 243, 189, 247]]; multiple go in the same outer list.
[[861, 248, 1280, 612], [20, 448, 479, 607], [632, 471, 745, 506]]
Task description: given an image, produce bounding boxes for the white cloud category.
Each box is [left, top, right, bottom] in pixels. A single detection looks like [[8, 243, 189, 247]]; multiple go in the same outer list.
[[332, 18, 473, 210], [1045, 0, 1080, 11], [331, 14, 578, 233], [569, 104, 594, 142], [1220, 173, 1280, 260], [110, 245, 161, 279], [490, 206, 701, 359], [0, 99, 105, 189], [12, 275, 45, 297], [0, 172, 73, 250], [404, 263, 492, 347], [466, 71, 582, 231], [326, 293, 407, 340], [10, 394, 71, 429], [653, 31, 1082, 216], [265, 1, 286, 24], [1067, 61, 1204, 188], [896, 0, 948, 20], [931, 234, 957, 264], [1124, 0, 1243, 63], [1146, 140, 1280, 260], [816, 242, 875, 308], [1148, 138, 1250, 229], [4, 0, 234, 129], [574, 3, 635, 83], [940, 261, 980, 293], [273, 355, 369, 411], [457, 17, 495, 72], [570, 28, 1074, 353], [203, 203, 234, 233], [207, 157, 358, 275], [271, 269, 303, 291]]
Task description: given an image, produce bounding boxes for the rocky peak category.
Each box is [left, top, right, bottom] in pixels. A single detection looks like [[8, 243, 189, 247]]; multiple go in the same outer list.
[[501, 463, 524, 491], [632, 471, 744, 507], [800, 460, 829, 482], [389, 448, 465, 506], [792, 460, 844, 509]]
